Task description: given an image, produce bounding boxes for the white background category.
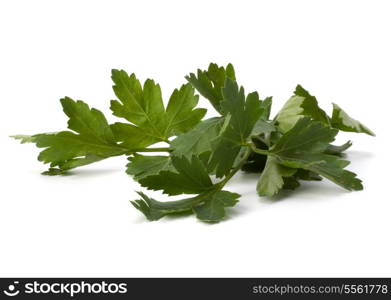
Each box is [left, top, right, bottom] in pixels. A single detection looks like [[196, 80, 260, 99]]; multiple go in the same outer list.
[[0, 0, 390, 277]]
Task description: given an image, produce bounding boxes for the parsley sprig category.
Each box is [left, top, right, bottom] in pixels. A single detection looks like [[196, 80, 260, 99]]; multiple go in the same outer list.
[[13, 63, 374, 222]]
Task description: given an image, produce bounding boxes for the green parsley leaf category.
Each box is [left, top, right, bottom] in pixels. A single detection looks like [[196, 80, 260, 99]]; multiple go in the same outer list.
[[111, 70, 206, 142], [170, 117, 224, 158], [193, 191, 240, 222], [269, 118, 363, 191], [281, 169, 322, 191], [331, 103, 375, 136], [275, 85, 330, 132], [260, 96, 273, 120], [325, 141, 353, 155], [185, 63, 236, 114], [131, 190, 239, 222], [137, 155, 214, 195], [13, 97, 126, 173], [126, 155, 174, 180], [257, 156, 296, 196]]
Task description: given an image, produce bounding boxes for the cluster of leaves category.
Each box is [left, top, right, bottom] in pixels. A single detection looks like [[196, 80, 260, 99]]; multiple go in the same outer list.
[[13, 63, 374, 222]]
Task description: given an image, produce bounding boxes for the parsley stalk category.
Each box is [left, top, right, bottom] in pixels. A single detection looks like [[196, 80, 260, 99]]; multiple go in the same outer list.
[[248, 143, 269, 156], [128, 147, 171, 154]]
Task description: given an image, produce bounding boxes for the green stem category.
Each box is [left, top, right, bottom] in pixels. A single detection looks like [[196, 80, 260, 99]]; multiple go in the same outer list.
[[248, 143, 270, 156], [123, 147, 171, 155], [134, 147, 171, 153]]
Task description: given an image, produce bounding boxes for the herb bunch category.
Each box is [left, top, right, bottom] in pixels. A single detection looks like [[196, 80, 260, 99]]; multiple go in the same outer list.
[[13, 63, 374, 222]]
